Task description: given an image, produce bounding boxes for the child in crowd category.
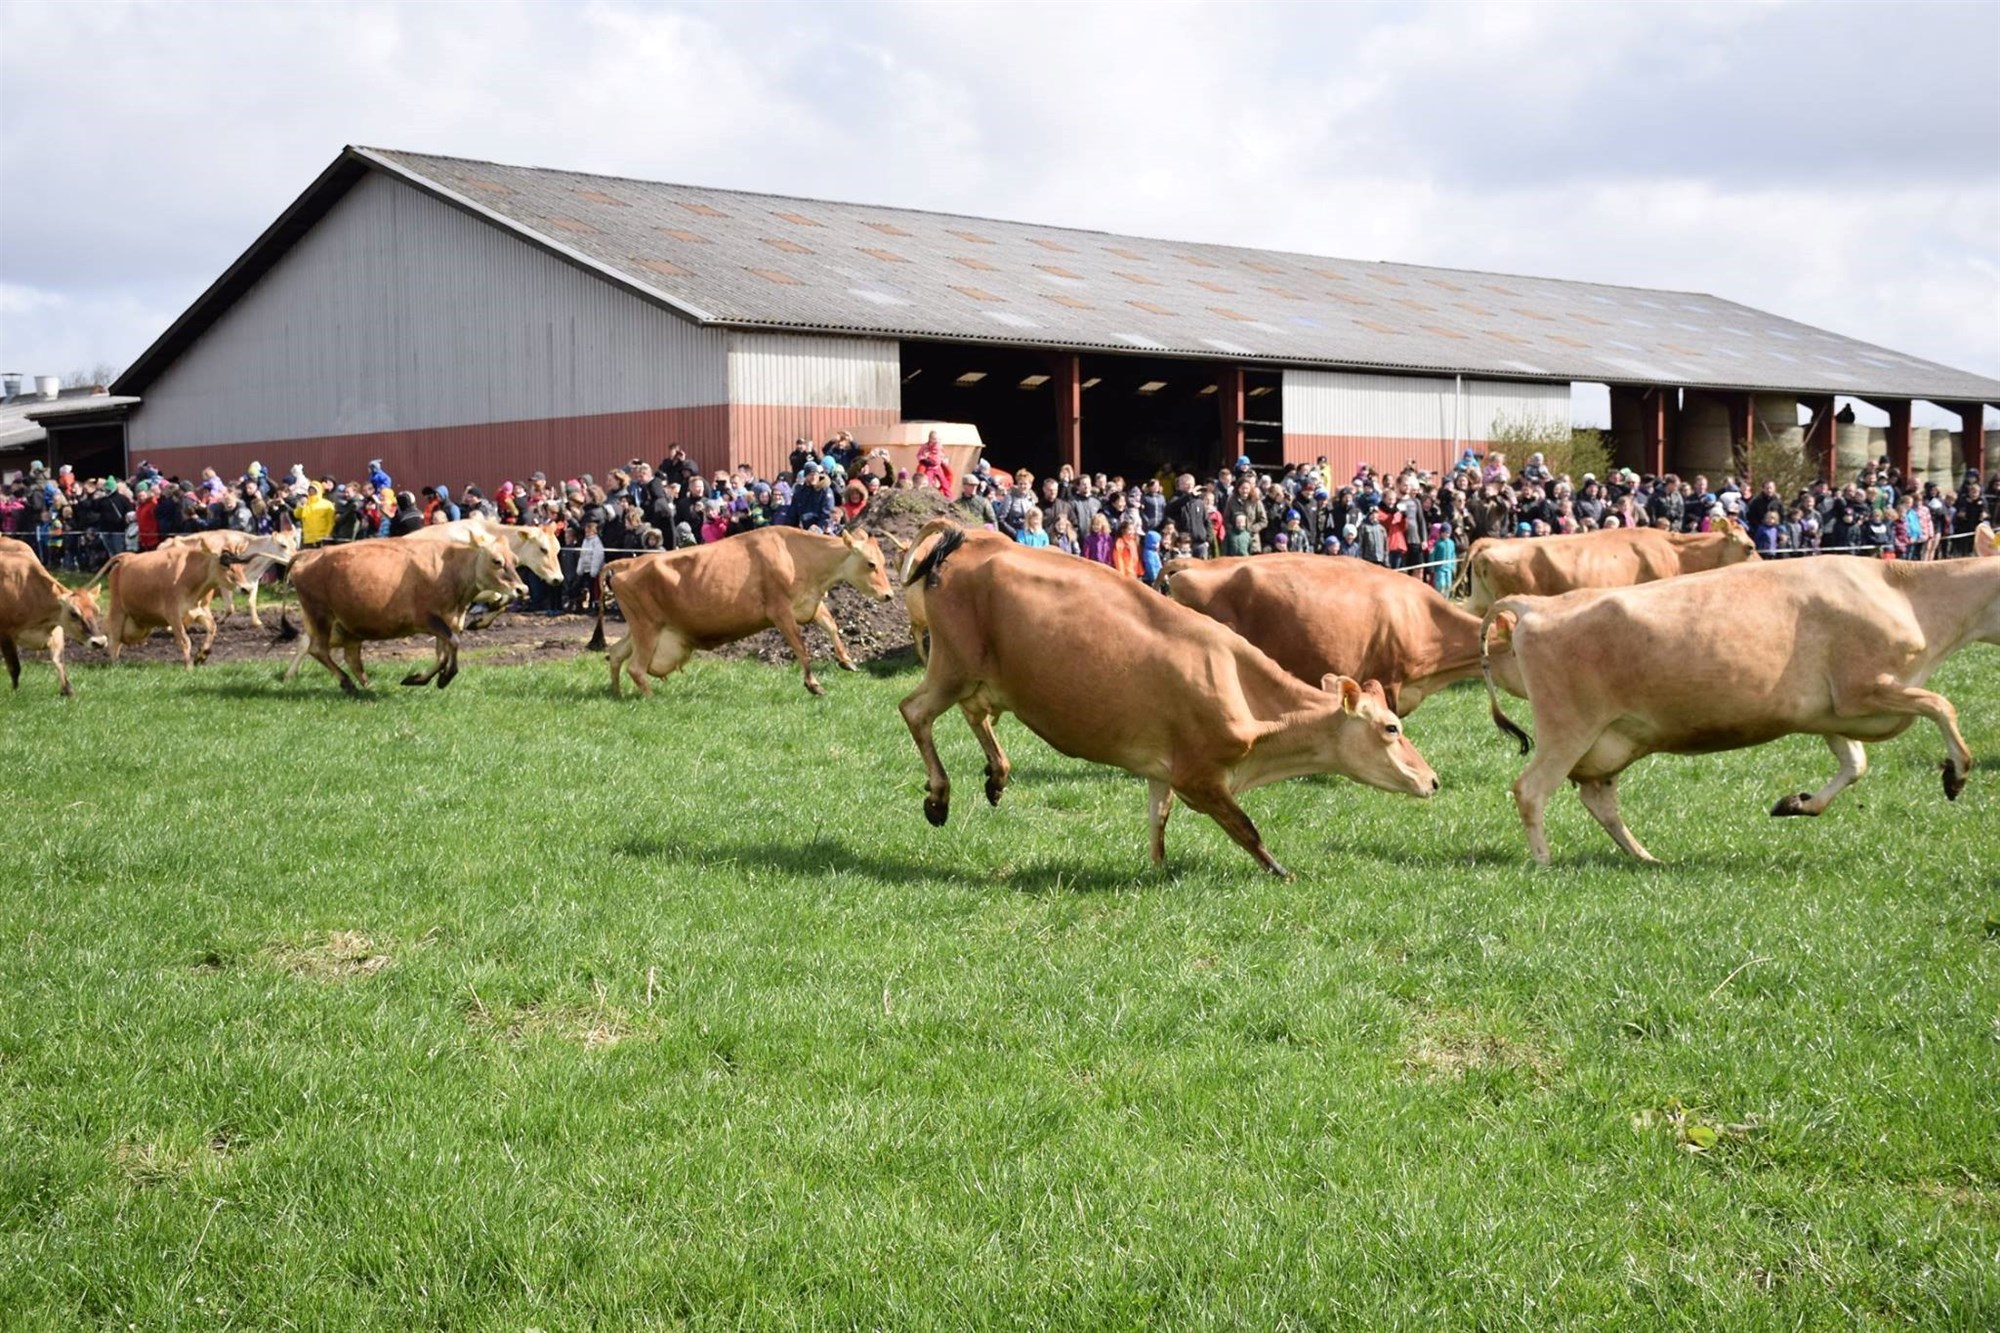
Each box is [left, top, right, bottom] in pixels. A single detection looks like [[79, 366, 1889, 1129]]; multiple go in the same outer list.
[[1111, 516, 1142, 577], [1082, 512, 1114, 564], [1016, 508, 1050, 548], [571, 519, 605, 613]]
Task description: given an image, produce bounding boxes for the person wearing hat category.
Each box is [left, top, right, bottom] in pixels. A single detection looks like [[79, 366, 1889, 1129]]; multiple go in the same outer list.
[[298, 481, 336, 546]]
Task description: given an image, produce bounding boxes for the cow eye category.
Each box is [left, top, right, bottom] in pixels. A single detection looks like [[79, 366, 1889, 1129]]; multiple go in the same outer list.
[[1384, 724, 1400, 737]]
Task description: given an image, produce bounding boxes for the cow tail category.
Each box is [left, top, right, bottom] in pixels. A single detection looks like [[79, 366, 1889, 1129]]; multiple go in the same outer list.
[[904, 526, 965, 589], [84, 553, 127, 598], [272, 608, 300, 643], [585, 568, 611, 652], [1480, 603, 1531, 755]]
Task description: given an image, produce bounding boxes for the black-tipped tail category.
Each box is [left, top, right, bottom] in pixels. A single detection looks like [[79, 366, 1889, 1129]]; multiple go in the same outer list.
[[585, 568, 611, 652], [904, 526, 965, 589], [1479, 605, 1531, 755], [272, 610, 300, 643]]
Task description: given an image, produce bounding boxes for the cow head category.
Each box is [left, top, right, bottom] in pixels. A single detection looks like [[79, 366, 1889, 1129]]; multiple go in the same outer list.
[[506, 523, 565, 583], [840, 528, 895, 602], [62, 584, 104, 646], [212, 549, 257, 595], [1320, 673, 1439, 798], [1713, 517, 1759, 564], [470, 532, 530, 602]]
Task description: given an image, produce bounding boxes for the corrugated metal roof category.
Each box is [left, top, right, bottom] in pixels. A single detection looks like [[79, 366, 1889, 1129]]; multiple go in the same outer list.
[[118, 146, 2000, 404]]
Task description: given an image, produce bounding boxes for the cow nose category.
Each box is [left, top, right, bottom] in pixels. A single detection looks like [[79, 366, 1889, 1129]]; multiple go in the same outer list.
[[1429, 775, 1442, 794]]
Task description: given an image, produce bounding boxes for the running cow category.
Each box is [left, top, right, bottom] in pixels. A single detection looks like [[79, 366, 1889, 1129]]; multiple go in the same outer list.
[[1163, 553, 1484, 715], [1481, 526, 2000, 864], [161, 529, 299, 628], [281, 533, 527, 693], [404, 517, 563, 627], [900, 529, 1439, 876], [99, 544, 252, 668], [0, 536, 103, 697], [593, 526, 901, 697], [1467, 520, 1756, 615]]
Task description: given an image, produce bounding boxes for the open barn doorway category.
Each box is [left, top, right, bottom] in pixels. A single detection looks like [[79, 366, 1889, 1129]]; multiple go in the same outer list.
[[898, 340, 1279, 480]]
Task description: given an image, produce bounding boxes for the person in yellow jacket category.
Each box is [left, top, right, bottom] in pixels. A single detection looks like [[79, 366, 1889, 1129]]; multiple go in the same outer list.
[[298, 481, 336, 546]]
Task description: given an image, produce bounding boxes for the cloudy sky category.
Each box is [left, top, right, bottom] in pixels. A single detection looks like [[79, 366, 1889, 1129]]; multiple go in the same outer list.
[[3, 0, 1995, 424]]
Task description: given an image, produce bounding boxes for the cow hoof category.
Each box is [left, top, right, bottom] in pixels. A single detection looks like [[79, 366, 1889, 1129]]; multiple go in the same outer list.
[[837, 660, 859, 672], [339, 677, 359, 696], [1942, 761, 1966, 801], [923, 798, 949, 827], [1770, 793, 1813, 817], [1265, 860, 1294, 880], [806, 680, 826, 697], [400, 673, 427, 687], [985, 776, 1004, 806]]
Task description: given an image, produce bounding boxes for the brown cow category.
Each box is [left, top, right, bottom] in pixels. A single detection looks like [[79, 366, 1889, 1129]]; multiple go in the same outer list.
[[1163, 553, 1484, 715], [99, 544, 251, 668], [900, 528, 1438, 876], [404, 517, 564, 627], [0, 536, 103, 697], [594, 527, 899, 697], [1467, 520, 1757, 615], [162, 529, 299, 627], [1481, 526, 2000, 864], [280, 534, 526, 692]]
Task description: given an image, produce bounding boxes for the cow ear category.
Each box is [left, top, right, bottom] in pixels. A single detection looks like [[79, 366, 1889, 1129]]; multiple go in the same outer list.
[[1325, 674, 1363, 714], [1361, 678, 1389, 706], [843, 527, 861, 547], [1977, 523, 1997, 559]]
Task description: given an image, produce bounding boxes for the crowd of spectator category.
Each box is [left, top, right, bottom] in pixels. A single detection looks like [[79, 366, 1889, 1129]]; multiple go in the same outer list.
[[5, 428, 1996, 613]]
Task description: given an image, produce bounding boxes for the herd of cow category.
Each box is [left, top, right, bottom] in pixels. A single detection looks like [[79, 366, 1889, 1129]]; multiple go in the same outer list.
[[2, 514, 1995, 869]]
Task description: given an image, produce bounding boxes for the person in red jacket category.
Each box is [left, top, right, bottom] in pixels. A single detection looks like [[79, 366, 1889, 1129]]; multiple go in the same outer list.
[[134, 483, 160, 550]]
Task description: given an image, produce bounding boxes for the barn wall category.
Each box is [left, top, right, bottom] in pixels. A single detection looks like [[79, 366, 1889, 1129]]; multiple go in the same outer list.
[[724, 332, 901, 478], [1282, 370, 1570, 475], [131, 170, 729, 487]]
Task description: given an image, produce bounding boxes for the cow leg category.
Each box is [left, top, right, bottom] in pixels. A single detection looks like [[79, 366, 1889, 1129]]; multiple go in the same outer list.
[[1772, 735, 1869, 817], [960, 702, 1011, 805], [342, 641, 368, 688], [1511, 734, 1602, 866], [189, 608, 217, 665], [305, 628, 355, 694], [246, 580, 262, 631], [47, 627, 73, 698], [606, 629, 639, 697], [103, 610, 124, 664], [1836, 678, 1973, 800], [282, 633, 312, 683], [771, 603, 825, 695], [1176, 781, 1289, 878], [1147, 779, 1175, 866], [812, 603, 859, 672], [170, 616, 196, 669], [1, 635, 18, 690], [403, 616, 458, 687], [900, 675, 969, 827], [1576, 777, 1657, 863]]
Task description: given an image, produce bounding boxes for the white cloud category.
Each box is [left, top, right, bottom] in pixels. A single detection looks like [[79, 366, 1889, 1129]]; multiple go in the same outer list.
[[2, 0, 1994, 404]]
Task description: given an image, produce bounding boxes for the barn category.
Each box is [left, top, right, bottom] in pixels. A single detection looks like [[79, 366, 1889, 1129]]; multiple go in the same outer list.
[[113, 145, 2000, 489]]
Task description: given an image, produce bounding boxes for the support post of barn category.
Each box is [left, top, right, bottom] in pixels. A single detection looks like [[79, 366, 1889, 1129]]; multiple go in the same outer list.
[[1052, 353, 1082, 478], [1220, 366, 1246, 467], [1727, 392, 1754, 481], [1800, 395, 1836, 484], [1642, 386, 1668, 477], [1946, 401, 1987, 478], [1886, 399, 1913, 479]]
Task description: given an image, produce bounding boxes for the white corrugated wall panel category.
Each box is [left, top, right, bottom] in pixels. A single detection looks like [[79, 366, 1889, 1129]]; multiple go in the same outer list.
[[725, 332, 901, 409], [1460, 380, 1571, 441], [130, 172, 728, 452]]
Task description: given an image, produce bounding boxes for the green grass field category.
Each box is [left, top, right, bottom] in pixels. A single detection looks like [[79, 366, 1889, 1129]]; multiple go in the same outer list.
[[2, 643, 1996, 1328]]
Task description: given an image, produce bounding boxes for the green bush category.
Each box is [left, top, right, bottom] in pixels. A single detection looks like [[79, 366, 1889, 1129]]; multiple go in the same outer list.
[[1485, 412, 1612, 484]]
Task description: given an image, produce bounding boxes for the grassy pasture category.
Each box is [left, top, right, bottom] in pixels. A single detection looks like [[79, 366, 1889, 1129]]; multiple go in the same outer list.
[[1, 644, 1996, 1328]]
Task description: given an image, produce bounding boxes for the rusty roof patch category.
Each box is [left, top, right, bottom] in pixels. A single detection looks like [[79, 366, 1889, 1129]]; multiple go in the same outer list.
[[677, 201, 728, 218], [1178, 254, 1220, 268], [1029, 237, 1076, 252], [1105, 246, 1147, 261], [1209, 307, 1253, 322], [953, 255, 998, 272], [1420, 324, 1469, 339], [863, 220, 913, 236], [1113, 271, 1159, 285], [1036, 264, 1083, 279], [951, 285, 1005, 302], [946, 228, 994, 244], [772, 211, 821, 226], [859, 247, 909, 263], [762, 237, 812, 254], [746, 267, 801, 285], [577, 189, 629, 207], [1129, 300, 1179, 316], [632, 257, 691, 278], [545, 217, 599, 234], [1045, 294, 1093, 309], [1191, 280, 1235, 293], [461, 178, 511, 195], [1259, 285, 1305, 301], [1243, 260, 1284, 274], [1355, 319, 1403, 334], [657, 227, 709, 243]]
